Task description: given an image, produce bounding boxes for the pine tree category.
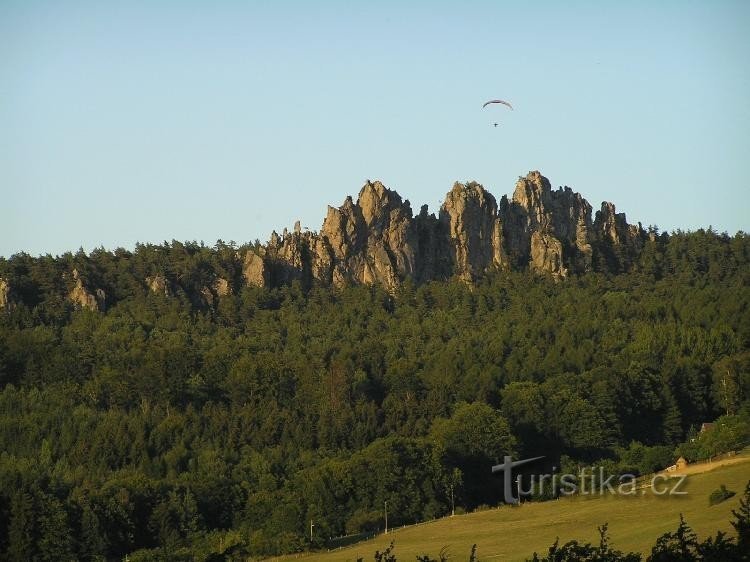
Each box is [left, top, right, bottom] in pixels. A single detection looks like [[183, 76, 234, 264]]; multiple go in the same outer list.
[[731, 480, 750, 552], [80, 502, 107, 561], [662, 394, 683, 444], [7, 490, 35, 562], [36, 492, 74, 562], [648, 514, 699, 561]]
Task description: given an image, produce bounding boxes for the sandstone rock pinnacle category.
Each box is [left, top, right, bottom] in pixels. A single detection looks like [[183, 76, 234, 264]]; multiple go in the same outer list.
[[246, 171, 645, 289], [67, 268, 105, 311]]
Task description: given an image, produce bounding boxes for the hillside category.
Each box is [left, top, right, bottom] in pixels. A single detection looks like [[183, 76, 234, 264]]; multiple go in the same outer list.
[[0, 180, 748, 559], [280, 454, 750, 562]]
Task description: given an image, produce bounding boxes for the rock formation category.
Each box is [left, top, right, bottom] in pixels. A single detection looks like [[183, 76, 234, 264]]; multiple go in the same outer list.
[[0, 171, 651, 314], [499, 172, 596, 277], [316, 180, 419, 290], [198, 278, 232, 308], [243, 251, 269, 287], [242, 171, 646, 289], [213, 278, 231, 297], [251, 180, 422, 291], [0, 278, 9, 309], [5, 171, 647, 309], [440, 182, 506, 281], [593, 201, 646, 273], [67, 269, 105, 311], [146, 275, 170, 296]]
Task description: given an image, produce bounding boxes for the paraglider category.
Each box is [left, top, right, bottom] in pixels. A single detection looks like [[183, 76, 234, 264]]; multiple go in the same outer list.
[[482, 99, 513, 110], [483, 99, 512, 128]]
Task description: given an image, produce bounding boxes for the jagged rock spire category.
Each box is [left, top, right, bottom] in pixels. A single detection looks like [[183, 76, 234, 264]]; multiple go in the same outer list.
[[247, 171, 646, 289]]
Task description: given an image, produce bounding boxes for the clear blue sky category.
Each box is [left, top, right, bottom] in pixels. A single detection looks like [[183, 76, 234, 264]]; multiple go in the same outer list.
[[1, 0, 748, 257]]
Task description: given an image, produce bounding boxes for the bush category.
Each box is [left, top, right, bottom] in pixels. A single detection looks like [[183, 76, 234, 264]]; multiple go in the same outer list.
[[618, 442, 675, 476], [709, 484, 736, 506]]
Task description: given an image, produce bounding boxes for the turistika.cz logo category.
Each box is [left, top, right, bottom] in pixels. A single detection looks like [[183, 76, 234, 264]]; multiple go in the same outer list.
[[491, 455, 688, 504]]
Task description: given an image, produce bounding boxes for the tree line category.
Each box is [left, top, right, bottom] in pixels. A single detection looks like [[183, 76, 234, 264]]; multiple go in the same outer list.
[[0, 228, 748, 559]]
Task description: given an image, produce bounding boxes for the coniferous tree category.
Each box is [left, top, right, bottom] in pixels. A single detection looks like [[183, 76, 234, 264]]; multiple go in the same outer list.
[[7, 490, 35, 562], [36, 492, 74, 562], [648, 514, 699, 561], [80, 502, 107, 562], [731, 480, 750, 553]]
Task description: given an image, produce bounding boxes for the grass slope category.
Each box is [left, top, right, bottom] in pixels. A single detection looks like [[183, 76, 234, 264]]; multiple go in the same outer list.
[[273, 454, 750, 562]]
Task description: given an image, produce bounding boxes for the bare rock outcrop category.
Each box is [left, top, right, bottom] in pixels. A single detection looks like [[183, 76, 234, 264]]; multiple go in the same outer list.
[[213, 277, 231, 297], [413, 204, 451, 282], [265, 229, 315, 286], [530, 231, 565, 276], [593, 202, 646, 272], [250, 171, 645, 289], [0, 278, 9, 309], [502, 171, 594, 277], [68, 269, 105, 311], [595, 202, 642, 246], [243, 251, 269, 287], [440, 182, 506, 281], [0, 172, 649, 311], [315, 181, 419, 290], [146, 275, 170, 296]]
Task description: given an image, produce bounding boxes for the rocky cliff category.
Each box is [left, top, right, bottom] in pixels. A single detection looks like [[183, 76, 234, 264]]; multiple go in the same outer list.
[[0, 278, 9, 309], [246, 171, 645, 290], [67, 268, 106, 311], [0, 171, 650, 311], [441, 182, 506, 282], [502, 171, 595, 276], [252, 180, 424, 291]]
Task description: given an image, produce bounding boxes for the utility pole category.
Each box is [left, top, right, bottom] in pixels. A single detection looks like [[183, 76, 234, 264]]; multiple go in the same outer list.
[[384, 501, 388, 535], [450, 483, 455, 517], [310, 520, 314, 543]]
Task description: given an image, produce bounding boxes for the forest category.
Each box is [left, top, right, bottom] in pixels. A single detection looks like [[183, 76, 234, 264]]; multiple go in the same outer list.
[[0, 228, 748, 560]]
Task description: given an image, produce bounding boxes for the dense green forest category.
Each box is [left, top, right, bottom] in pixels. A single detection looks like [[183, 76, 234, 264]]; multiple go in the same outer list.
[[0, 229, 749, 560]]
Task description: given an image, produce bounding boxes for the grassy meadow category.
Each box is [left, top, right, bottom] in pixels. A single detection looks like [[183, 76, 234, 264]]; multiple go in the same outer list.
[[273, 453, 750, 562]]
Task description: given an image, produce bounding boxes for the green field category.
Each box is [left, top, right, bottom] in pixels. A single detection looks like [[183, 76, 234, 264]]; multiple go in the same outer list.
[[273, 455, 750, 562]]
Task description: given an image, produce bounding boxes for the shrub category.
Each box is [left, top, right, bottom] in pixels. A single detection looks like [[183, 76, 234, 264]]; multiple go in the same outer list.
[[709, 484, 736, 506]]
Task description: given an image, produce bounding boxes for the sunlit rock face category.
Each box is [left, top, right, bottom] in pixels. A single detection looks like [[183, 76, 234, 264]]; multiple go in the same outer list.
[[249, 171, 645, 290], [146, 275, 170, 296], [0, 278, 9, 309], [67, 268, 106, 311], [440, 181, 507, 282]]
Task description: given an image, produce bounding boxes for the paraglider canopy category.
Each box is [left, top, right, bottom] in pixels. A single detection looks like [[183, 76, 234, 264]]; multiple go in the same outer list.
[[482, 99, 513, 110]]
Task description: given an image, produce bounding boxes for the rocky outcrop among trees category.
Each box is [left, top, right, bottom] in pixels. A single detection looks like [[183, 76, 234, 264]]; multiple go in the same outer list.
[[66, 268, 105, 311], [0, 171, 651, 308], [251, 171, 647, 289]]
